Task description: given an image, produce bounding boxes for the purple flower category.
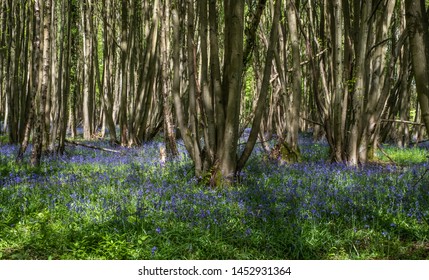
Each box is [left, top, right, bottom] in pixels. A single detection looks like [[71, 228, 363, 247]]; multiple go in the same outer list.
[[151, 246, 157, 255]]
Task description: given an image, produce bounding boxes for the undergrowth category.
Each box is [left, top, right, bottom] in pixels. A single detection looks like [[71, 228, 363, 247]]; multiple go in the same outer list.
[[0, 136, 428, 259]]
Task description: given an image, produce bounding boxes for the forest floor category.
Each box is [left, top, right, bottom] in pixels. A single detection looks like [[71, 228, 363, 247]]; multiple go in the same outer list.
[[0, 133, 428, 259]]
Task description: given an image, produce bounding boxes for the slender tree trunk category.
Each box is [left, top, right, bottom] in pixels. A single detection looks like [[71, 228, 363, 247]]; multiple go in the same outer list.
[[31, 0, 51, 167], [81, 0, 93, 140], [49, 0, 60, 153], [100, 0, 117, 144], [161, 0, 178, 158], [284, 0, 302, 161], [219, 0, 245, 180], [17, 2, 37, 162], [199, 0, 216, 168], [406, 0, 429, 134], [331, 0, 346, 162], [347, 0, 371, 165], [119, 0, 129, 145], [57, 0, 74, 154]]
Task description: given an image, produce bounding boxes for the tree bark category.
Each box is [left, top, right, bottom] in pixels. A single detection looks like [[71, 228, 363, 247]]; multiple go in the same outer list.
[[406, 0, 429, 135], [31, 0, 51, 167], [220, 0, 245, 180], [81, 0, 94, 140], [284, 0, 302, 161]]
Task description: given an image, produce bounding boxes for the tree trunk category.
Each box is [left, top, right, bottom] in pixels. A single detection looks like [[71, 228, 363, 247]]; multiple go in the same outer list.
[[17, 1, 37, 162], [161, 0, 179, 158], [284, 0, 302, 162], [406, 0, 429, 135], [81, 0, 94, 140], [31, 0, 51, 167], [219, 0, 245, 180], [100, 0, 118, 144]]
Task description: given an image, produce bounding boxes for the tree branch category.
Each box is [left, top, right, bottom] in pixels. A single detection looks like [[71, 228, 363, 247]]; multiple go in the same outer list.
[[65, 139, 122, 154], [381, 119, 425, 126]]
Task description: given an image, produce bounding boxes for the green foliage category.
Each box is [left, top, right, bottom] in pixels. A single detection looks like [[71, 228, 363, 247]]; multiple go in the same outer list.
[[0, 135, 9, 144], [0, 138, 428, 260], [377, 145, 429, 165], [410, 109, 417, 122], [243, 69, 256, 117]]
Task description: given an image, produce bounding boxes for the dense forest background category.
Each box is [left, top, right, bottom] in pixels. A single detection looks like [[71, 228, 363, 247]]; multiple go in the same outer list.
[[1, 0, 429, 184]]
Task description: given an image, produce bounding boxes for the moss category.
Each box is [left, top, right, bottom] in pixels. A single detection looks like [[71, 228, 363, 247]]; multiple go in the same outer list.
[[279, 142, 302, 163], [0, 135, 9, 144], [269, 140, 302, 164]]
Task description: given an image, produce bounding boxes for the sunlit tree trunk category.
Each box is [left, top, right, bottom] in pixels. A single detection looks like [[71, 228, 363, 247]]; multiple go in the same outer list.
[[49, 0, 59, 153], [160, 0, 178, 158], [119, 0, 129, 145], [31, 0, 51, 166], [57, 0, 75, 154], [284, 0, 302, 161], [99, 0, 118, 144], [81, 0, 94, 140], [331, 0, 346, 162]]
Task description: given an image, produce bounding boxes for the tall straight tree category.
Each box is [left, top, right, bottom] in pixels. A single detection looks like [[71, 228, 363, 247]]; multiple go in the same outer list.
[[31, 0, 52, 166], [160, 0, 179, 158], [99, 0, 118, 144], [284, 0, 302, 160], [17, 0, 38, 161], [219, 0, 245, 179], [406, 0, 429, 134], [119, 0, 129, 145], [57, 0, 75, 154], [81, 0, 95, 140]]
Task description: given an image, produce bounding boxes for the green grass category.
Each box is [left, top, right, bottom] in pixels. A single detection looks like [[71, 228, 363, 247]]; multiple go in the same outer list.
[[0, 138, 428, 260], [0, 135, 8, 144], [377, 145, 429, 165]]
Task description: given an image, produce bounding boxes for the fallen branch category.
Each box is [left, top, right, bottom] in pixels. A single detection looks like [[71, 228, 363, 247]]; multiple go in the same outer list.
[[287, 48, 328, 72], [377, 144, 397, 165], [301, 117, 324, 127], [65, 139, 122, 154], [410, 139, 429, 145], [381, 119, 425, 126]]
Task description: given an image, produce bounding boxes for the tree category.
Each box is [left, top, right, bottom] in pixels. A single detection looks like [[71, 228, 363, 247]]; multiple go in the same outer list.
[[406, 0, 429, 135], [172, 0, 247, 182], [0, 0, 424, 175], [31, 0, 52, 166]]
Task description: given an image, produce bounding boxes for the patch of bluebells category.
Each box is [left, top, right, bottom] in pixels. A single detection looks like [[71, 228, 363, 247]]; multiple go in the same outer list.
[[1, 134, 428, 249]]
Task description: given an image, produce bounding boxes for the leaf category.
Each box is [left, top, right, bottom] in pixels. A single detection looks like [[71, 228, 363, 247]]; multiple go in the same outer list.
[[137, 235, 149, 245]]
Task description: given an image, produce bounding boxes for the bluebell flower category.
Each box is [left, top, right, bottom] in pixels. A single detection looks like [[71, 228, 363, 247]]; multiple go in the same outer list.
[[151, 246, 157, 255]]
